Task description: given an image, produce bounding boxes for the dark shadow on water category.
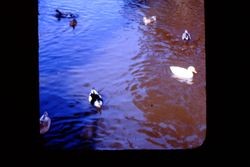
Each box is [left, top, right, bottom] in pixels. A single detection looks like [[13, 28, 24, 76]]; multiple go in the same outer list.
[[40, 110, 104, 150]]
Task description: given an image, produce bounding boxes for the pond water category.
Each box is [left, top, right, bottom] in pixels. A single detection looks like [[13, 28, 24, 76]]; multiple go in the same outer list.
[[39, 0, 206, 150]]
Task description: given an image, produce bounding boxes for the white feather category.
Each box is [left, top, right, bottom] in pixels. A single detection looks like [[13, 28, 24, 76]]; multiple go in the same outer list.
[[88, 95, 92, 103]]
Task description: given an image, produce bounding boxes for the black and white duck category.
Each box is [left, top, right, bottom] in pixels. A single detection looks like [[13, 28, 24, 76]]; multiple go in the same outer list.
[[182, 29, 191, 40], [88, 88, 103, 110]]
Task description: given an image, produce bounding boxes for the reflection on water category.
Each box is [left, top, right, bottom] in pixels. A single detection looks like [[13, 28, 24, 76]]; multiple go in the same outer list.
[[39, 0, 206, 150], [171, 75, 194, 85]]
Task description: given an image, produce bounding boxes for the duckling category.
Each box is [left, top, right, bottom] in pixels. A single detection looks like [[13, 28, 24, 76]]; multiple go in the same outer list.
[[143, 16, 156, 25], [40, 111, 51, 134], [182, 29, 191, 40], [70, 18, 77, 29], [89, 88, 103, 111]]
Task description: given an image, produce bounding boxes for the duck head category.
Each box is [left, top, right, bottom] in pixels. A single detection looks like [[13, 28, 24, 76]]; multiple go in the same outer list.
[[188, 66, 197, 73], [40, 111, 48, 121], [90, 88, 100, 95], [151, 16, 156, 21]]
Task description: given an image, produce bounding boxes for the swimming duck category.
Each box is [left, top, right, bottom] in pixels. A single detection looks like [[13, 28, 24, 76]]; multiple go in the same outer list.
[[182, 30, 191, 40], [89, 88, 103, 110], [55, 9, 78, 19], [143, 16, 156, 25], [70, 18, 77, 29], [170, 66, 197, 79], [40, 111, 51, 134]]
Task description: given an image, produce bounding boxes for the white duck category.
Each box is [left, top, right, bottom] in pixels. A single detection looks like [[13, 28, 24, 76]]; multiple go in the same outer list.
[[182, 29, 191, 40], [170, 66, 197, 79], [40, 111, 51, 134], [89, 88, 103, 110], [143, 16, 156, 25]]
